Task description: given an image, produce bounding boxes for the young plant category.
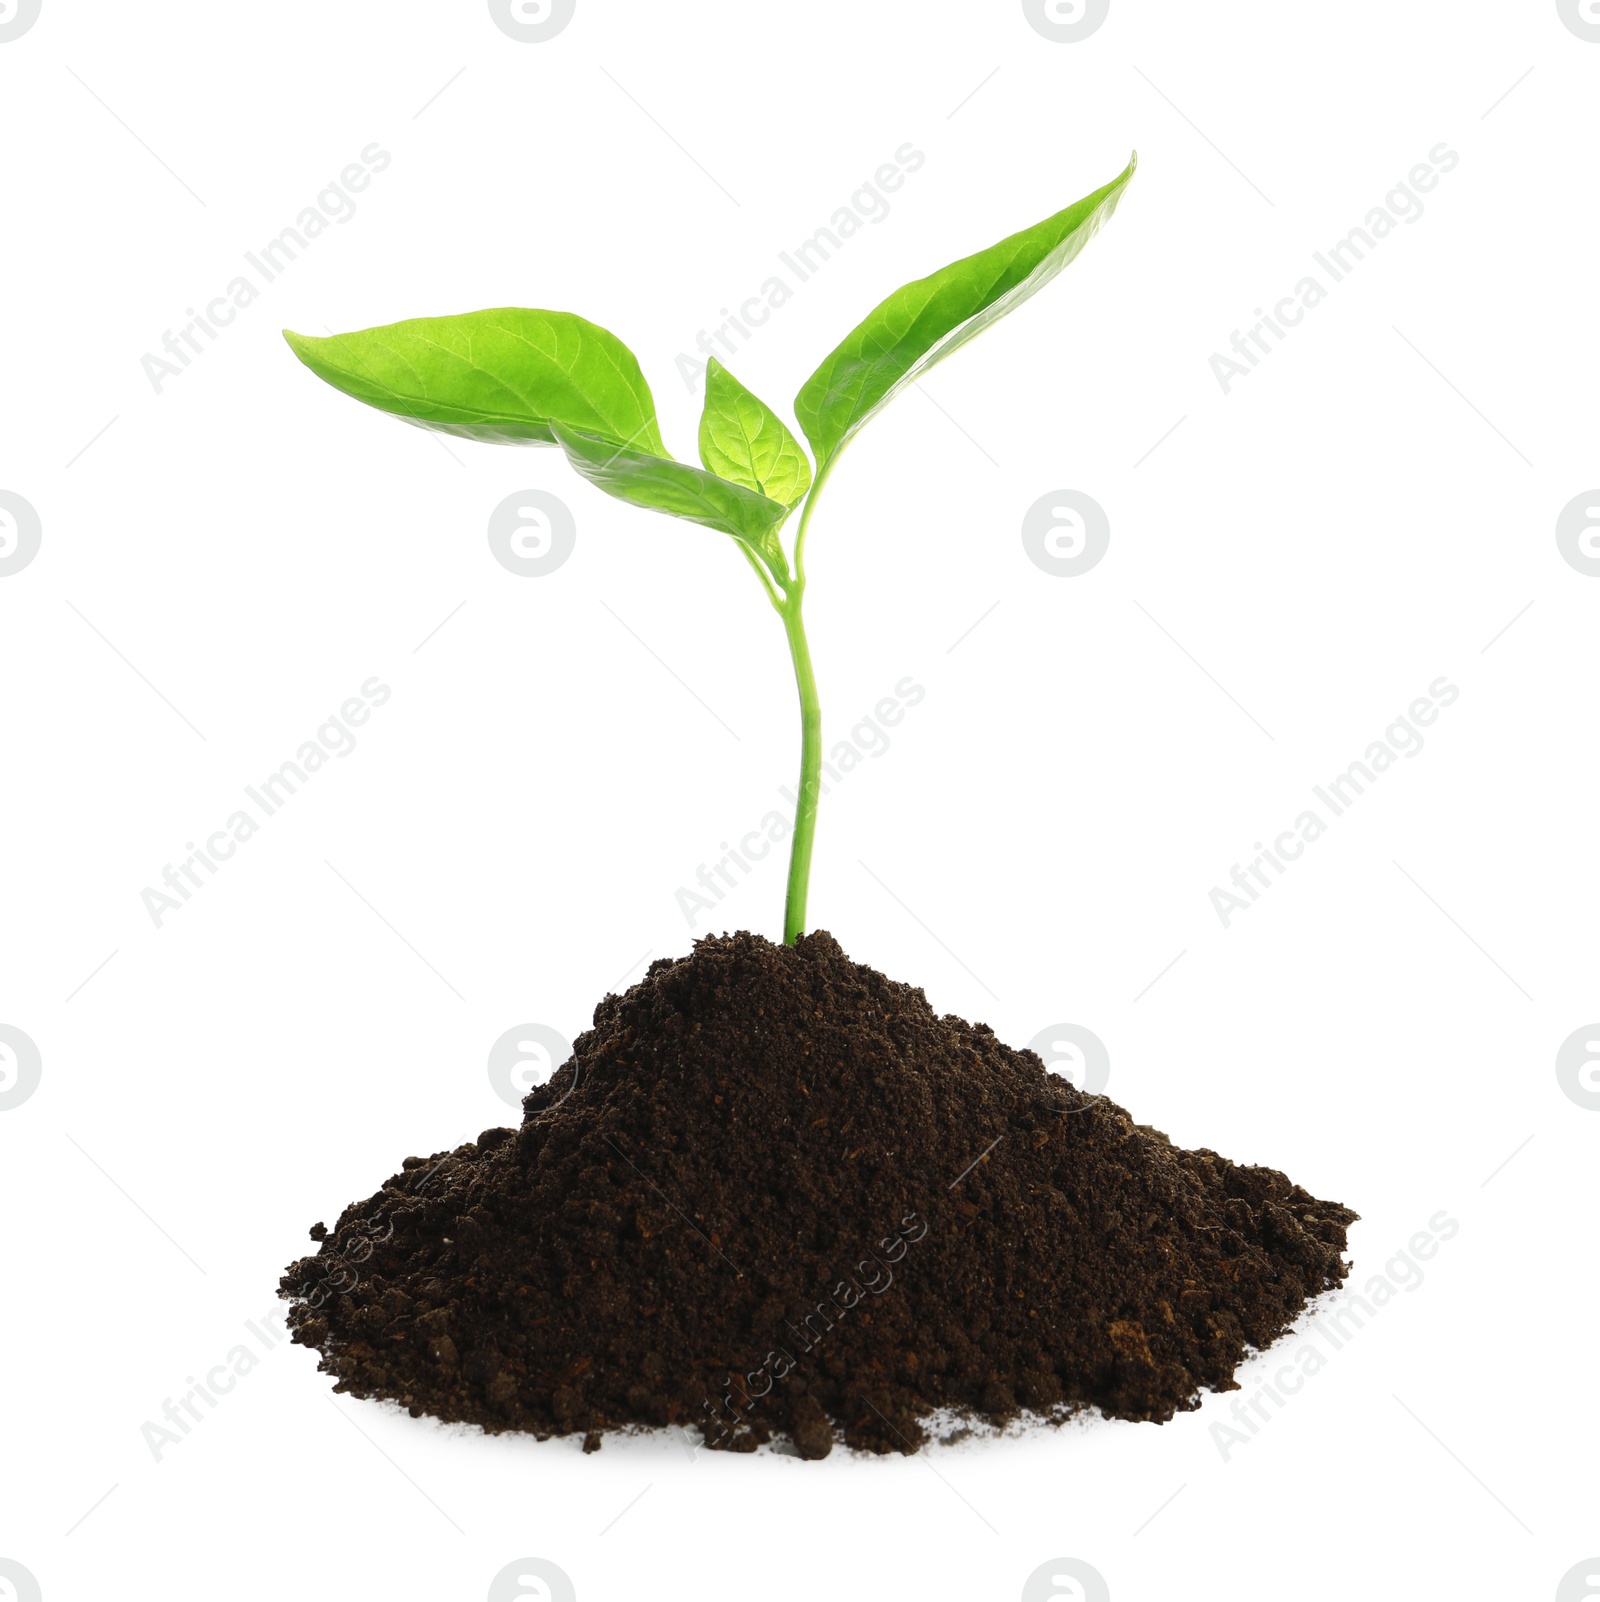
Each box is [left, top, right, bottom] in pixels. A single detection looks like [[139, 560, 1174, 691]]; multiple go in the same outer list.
[[285, 154, 1136, 944]]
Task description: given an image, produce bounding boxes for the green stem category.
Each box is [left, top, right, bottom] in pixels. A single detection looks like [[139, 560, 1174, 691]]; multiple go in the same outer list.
[[780, 586, 821, 944], [747, 455, 837, 944], [776, 454, 837, 943]]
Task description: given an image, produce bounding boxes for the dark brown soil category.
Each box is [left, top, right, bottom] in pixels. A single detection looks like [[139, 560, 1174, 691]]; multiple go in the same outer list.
[[280, 930, 1355, 1457]]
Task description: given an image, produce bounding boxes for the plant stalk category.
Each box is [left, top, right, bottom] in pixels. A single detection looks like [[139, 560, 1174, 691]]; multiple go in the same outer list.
[[771, 454, 836, 944], [780, 587, 821, 943]]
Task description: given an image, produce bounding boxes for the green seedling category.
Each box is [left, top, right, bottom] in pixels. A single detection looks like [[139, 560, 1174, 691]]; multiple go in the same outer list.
[[285, 154, 1136, 943]]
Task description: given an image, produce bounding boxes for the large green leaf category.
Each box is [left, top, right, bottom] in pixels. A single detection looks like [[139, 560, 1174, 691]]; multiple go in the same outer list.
[[794, 154, 1137, 471], [698, 359, 813, 509], [283, 309, 666, 453], [552, 423, 792, 574]]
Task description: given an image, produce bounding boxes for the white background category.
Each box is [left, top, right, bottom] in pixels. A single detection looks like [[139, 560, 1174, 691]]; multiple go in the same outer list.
[[2, 2, 1596, 1599]]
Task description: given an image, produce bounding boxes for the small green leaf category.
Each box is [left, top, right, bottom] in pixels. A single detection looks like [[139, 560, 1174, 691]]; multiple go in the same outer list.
[[698, 359, 813, 509], [284, 308, 665, 453], [795, 154, 1137, 471], [552, 422, 792, 576]]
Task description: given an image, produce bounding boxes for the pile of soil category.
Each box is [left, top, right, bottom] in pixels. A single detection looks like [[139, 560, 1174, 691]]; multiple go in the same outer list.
[[280, 930, 1355, 1457]]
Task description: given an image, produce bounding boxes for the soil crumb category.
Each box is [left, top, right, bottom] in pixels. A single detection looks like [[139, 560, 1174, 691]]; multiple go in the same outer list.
[[281, 930, 1355, 1456]]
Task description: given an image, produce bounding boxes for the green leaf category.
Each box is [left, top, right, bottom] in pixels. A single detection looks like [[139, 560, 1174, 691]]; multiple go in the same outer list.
[[552, 422, 792, 576], [794, 154, 1137, 471], [698, 358, 813, 508], [283, 309, 666, 453]]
